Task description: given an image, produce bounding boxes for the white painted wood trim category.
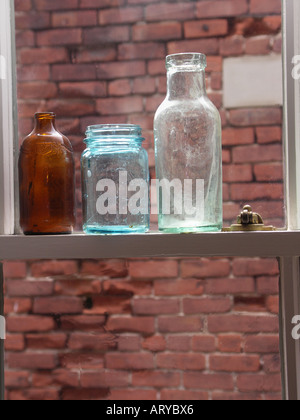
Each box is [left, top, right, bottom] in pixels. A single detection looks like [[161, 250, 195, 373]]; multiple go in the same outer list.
[[0, 0, 17, 235], [0, 230, 298, 260]]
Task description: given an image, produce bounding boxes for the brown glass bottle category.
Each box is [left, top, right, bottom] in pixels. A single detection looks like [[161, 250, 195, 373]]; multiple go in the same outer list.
[[19, 112, 75, 235]]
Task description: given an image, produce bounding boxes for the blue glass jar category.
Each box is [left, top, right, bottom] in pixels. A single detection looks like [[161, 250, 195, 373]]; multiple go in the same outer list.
[[81, 125, 150, 234]]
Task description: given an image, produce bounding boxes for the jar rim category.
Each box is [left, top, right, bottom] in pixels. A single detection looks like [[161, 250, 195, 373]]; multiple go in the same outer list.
[[166, 53, 207, 70], [85, 124, 145, 144]]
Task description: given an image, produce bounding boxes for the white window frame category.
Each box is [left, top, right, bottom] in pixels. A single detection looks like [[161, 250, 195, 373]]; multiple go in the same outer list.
[[0, 0, 300, 401]]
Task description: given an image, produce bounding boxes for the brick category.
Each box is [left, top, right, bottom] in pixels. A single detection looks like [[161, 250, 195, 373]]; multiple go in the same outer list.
[[33, 297, 82, 315], [146, 3, 195, 21], [30, 260, 78, 277], [192, 335, 216, 352], [132, 371, 180, 388], [232, 258, 279, 276], [100, 7, 143, 25], [142, 335, 165, 352], [97, 61, 146, 80], [133, 298, 180, 315], [245, 36, 271, 55], [80, 371, 130, 388], [15, 11, 50, 30], [220, 36, 245, 56], [68, 332, 117, 351], [185, 20, 228, 39], [97, 96, 143, 115], [7, 353, 57, 370], [205, 277, 255, 294], [105, 353, 154, 370], [108, 79, 131, 96], [15, 0, 32, 12], [211, 72, 222, 90], [229, 107, 282, 126], [60, 353, 104, 370], [234, 296, 266, 313], [7, 316, 55, 332], [166, 335, 190, 352], [80, 0, 125, 8], [266, 295, 279, 314], [83, 26, 130, 45], [52, 11, 97, 27], [46, 99, 95, 117], [256, 276, 279, 294], [181, 258, 231, 278], [256, 126, 282, 144], [6, 279, 54, 298], [208, 314, 279, 333], [10, 389, 59, 401], [170, 39, 219, 58], [250, 0, 282, 15], [34, 0, 79, 10], [107, 389, 156, 401], [5, 334, 25, 351], [223, 127, 254, 146], [32, 370, 79, 388], [107, 317, 155, 335], [197, 0, 248, 18], [223, 164, 253, 183], [145, 94, 165, 112], [133, 77, 156, 94], [81, 259, 128, 278], [54, 279, 101, 296], [102, 279, 152, 296], [4, 262, 27, 278], [18, 81, 57, 99], [237, 374, 282, 392], [37, 29, 82, 46], [5, 298, 32, 314], [83, 295, 131, 315], [26, 333, 67, 349], [5, 371, 29, 388], [212, 392, 262, 400], [61, 388, 109, 401], [254, 163, 283, 182], [59, 315, 106, 330], [245, 335, 279, 353], [18, 47, 68, 65], [157, 353, 206, 371], [119, 42, 165, 61], [184, 372, 234, 390], [118, 335, 141, 351], [17, 64, 50, 82], [218, 335, 242, 353], [15, 30, 35, 48], [231, 182, 283, 201], [133, 23, 182, 42], [158, 316, 203, 333], [74, 47, 117, 63], [232, 144, 282, 164], [210, 355, 260, 372], [160, 390, 209, 400], [263, 354, 281, 373], [129, 259, 178, 279], [183, 297, 232, 314], [52, 64, 97, 81]]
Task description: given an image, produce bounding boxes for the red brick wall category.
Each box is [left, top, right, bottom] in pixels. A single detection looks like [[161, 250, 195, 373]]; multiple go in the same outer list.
[[5, 0, 283, 400]]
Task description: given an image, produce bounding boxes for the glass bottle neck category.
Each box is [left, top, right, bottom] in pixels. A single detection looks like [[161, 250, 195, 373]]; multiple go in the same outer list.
[[33, 113, 56, 133], [167, 69, 206, 100]]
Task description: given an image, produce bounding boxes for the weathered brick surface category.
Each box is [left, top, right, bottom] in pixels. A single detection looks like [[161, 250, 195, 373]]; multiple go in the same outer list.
[[9, 0, 284, 401]]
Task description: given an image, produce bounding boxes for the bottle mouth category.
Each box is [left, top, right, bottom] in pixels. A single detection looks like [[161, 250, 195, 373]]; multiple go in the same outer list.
[[85, 124, 145, 144], [35, 112, 56, 120], [166, 53, 207, 71]]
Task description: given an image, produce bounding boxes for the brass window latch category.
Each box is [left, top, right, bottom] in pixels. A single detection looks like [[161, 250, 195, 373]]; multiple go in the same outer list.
[[223, 205, 276, 232]]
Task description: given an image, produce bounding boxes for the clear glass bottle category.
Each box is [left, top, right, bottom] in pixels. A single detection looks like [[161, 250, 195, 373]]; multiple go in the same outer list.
[[19, 112, 75, 235], [81, 124, 150, 234], [154, 53, 223, 233]]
